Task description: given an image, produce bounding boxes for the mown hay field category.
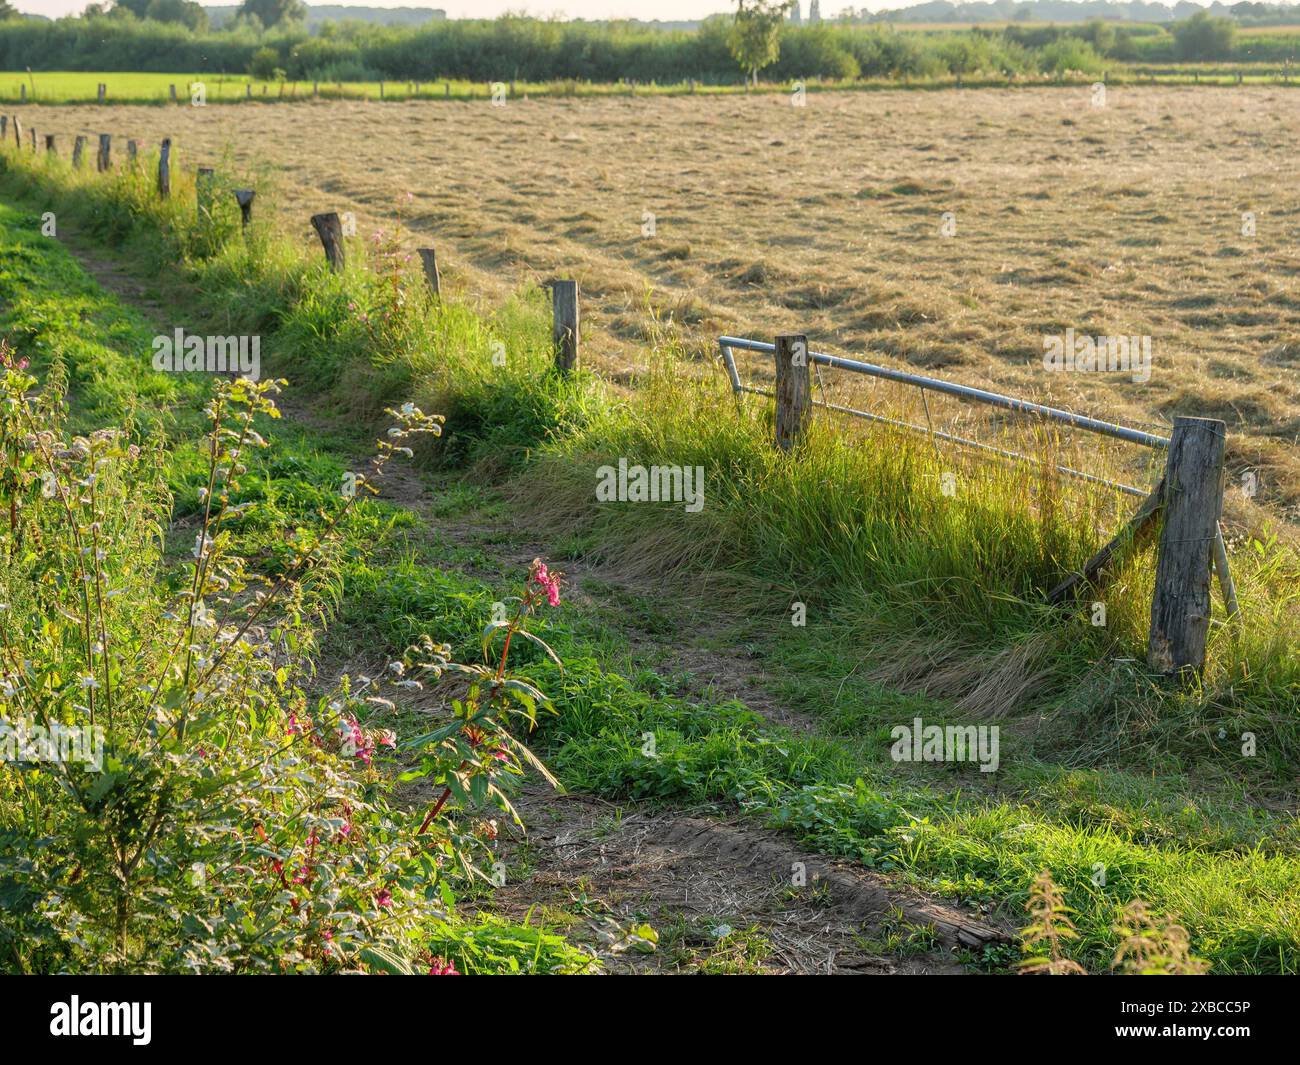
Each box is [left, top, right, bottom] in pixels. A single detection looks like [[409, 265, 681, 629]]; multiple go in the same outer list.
[[18, 85, 1300, 526]]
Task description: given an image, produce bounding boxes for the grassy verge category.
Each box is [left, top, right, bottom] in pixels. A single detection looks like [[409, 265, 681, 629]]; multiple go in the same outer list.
[[0, 145, 1296, 973], [0, 197, 597, 976], [6, 67, 1300, 106]]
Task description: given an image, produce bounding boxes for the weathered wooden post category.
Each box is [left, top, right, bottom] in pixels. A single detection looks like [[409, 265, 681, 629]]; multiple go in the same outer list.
[[127, 139, 138, 165], [445, 82, 451, 97], [28, 127, 35, 152], [169, 83, 178, 103], [1, 116, 7, 141], [246, 83, 252, 99], [310, 212, 345, 272], [72, 135, 85, 169], [313, 81, 319, 98], [11, 117, 19, 150], [379, 81, 385, 99], [19, 84, 25, 103], [44, 133, 55, 153], [417, 248, 441, 297], [234, 189, 255, 230], [1147, 416, 1228, 677], [550, 280, 579, 373], [97, 133, 111, 172], [97, 82, 106, 103], [196, 166, 214, 221], [774, 334, 812, 452], [158, 137, 171, 198]]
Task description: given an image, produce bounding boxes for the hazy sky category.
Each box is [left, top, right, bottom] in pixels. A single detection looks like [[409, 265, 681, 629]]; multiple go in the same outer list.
[[12, 0, 1226, 21]]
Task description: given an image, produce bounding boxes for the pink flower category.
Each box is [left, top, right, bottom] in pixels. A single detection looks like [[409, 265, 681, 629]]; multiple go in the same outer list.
[[529, 560, 562, 607], [376, 889, 393, 909], [428, 957, 460, 976]]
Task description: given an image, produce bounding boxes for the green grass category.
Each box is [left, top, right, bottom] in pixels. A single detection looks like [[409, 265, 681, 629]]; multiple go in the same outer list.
[[1, 142, 1297, 974], [5, 66, 1300, 106]]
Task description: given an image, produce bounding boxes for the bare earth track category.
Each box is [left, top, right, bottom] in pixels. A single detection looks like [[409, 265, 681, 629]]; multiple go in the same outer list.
[[65, 237, 1009, 974]]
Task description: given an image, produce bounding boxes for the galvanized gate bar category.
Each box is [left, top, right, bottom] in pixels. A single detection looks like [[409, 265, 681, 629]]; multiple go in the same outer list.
[[718, 336, 1170, 449]]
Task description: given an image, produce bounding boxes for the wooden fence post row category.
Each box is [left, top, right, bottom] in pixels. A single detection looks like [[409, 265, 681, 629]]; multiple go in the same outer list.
[[417, 247, 440, 297], [310, 211, 345, 272], [773, 333, 811, 453], [158, 137, 171, 198], [235, 188, 256, 229], [1148, 416, 1228, 678], [550, 279, 579, 373], [72, 135, 85, 169], [97, 133, 111, 172]]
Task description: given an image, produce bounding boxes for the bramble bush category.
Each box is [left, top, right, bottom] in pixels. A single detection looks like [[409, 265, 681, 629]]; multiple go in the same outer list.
[[0, 343, 568, 973]]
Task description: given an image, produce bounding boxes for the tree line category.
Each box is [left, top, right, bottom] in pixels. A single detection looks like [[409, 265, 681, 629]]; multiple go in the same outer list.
[[0, 7, 1288, 83]]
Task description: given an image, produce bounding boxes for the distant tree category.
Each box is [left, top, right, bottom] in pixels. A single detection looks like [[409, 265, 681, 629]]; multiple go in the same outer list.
[[248, 45, 283, 80], [147, 0, 208, 29], [1172, 11, 1238, 60], [111, 0, 206, 27], [0, 0, 18, 18], [237, 0, 306, 30], [728, 0, 795, 87]]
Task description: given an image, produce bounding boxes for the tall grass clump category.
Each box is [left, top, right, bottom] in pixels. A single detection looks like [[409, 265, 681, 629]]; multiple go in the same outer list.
[[1, 137, 1296, 777]]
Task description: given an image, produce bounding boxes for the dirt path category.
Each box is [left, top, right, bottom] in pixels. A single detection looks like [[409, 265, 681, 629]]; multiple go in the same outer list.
[[63, 236, 1012, 974]]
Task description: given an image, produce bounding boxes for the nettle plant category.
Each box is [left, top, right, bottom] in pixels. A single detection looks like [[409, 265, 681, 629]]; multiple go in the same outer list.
[[0, 342, 561, 974]]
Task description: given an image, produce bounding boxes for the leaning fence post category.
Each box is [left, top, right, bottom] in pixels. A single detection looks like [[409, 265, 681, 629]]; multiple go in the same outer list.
[[10, 117, 19, 150], [72, 135, 85, 169], [550, 280, 579, 373], [417, 247, 441, 297], [158, 138, 171, 198], [234, 188, 255, 230], [774, 334, 812, 452], [1147, 416, 1227, 677], [28, 127, 35, 152], [97, 133, 111, 172], [310, 211, 345, 272]]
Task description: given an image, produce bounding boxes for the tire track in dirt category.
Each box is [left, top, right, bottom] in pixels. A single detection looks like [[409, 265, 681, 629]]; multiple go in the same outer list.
[[64, 236, 1012, 975]]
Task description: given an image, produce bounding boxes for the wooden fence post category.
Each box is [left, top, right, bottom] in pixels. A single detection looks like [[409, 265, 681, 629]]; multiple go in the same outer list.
[[158, 137, 171, 198], [774, 334, 812, 452], [310, 212, 345, 272], [234, 189, 255, 230], [72, 135, 85, 169], [127, 139, 138, 165], [97, 82, 106, 103], [417, 247, 441, 297], [1147, 416, 1227, 677], [44, 133, 55, 153], [169, 84, 177, 103], [1, 117, 7, 142], [97, 133, 111, 172], [19, 84, 25, 103], [27, 127, 35, 152], [12, 117, 20, 150], [550, 280, 579, 373]]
